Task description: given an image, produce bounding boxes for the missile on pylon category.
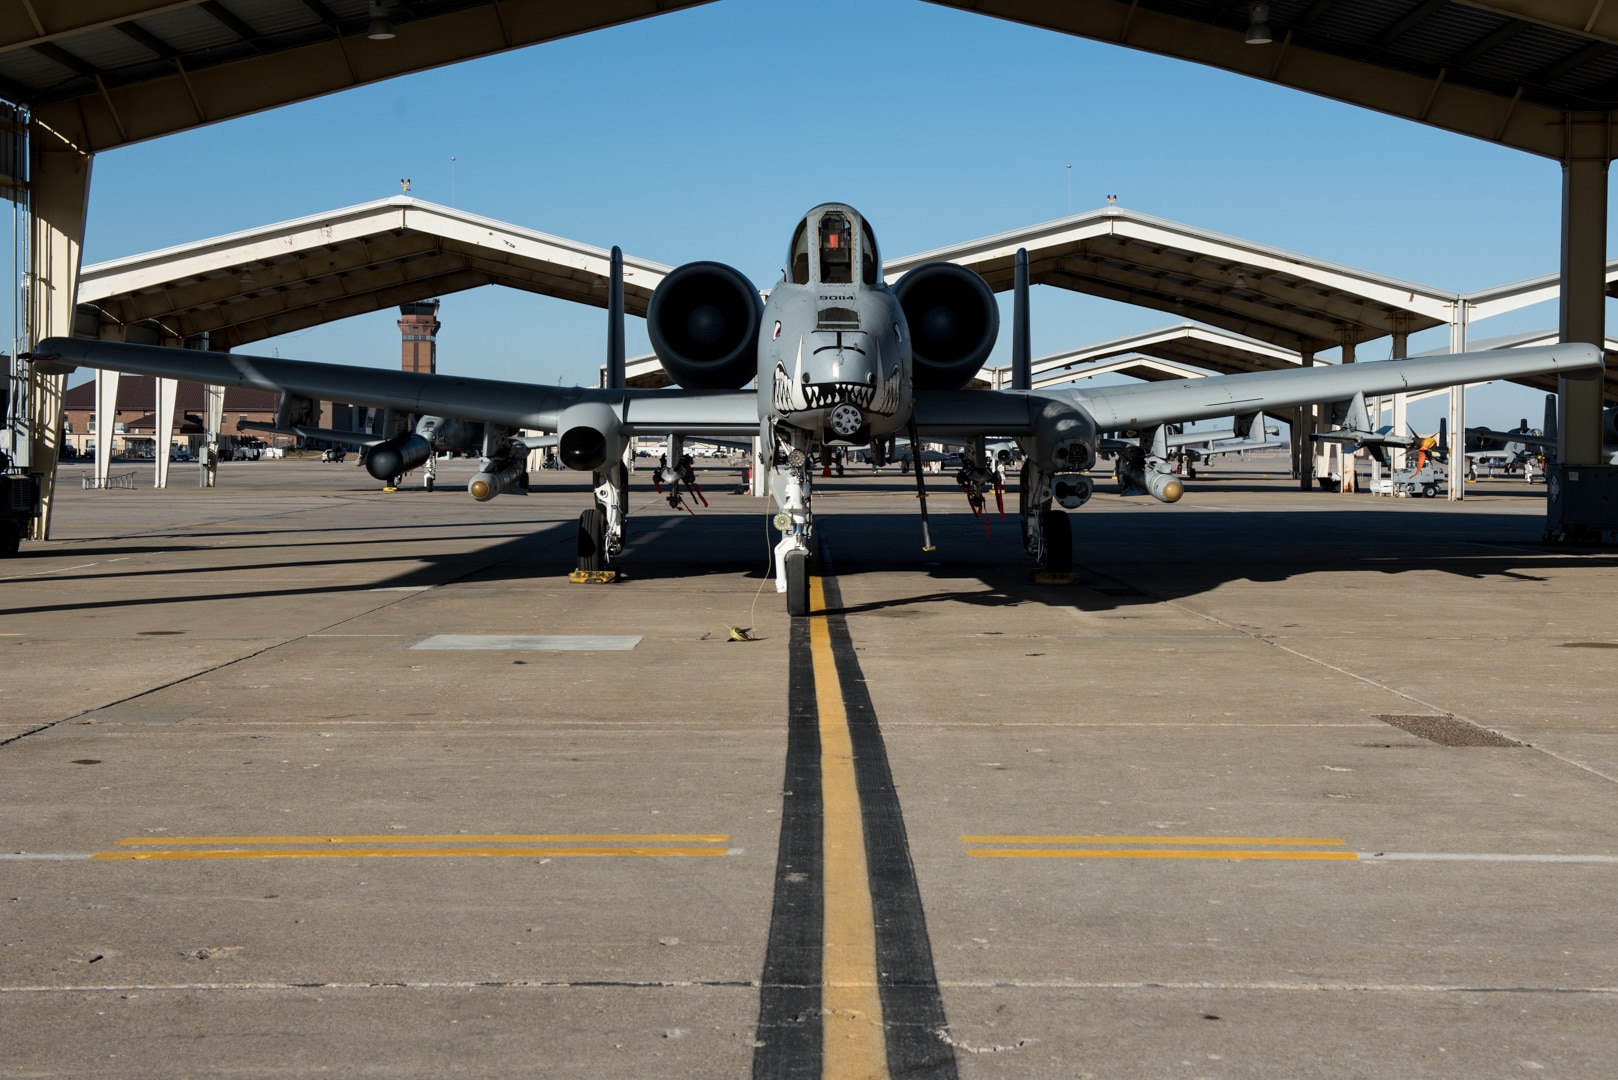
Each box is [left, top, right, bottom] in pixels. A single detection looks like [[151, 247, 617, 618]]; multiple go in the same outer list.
[[1118, 458, 1183, 504], [468, 458, 528, 502]]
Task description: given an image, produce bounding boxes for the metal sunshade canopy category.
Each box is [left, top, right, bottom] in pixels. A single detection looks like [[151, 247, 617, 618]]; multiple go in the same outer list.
[[75, 196, 671, 349], [922, 1, 1618, 162], [2, 1, 717, 155], [884, 207, 1459, 355]]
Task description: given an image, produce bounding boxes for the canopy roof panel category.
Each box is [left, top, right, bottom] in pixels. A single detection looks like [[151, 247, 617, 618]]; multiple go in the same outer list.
[[887, 208, 1457, 354], [76, 196, 671, 349], [923, 1, 1618, 160], [4, 1, 715, 153], [9, 3, 1611, 162]]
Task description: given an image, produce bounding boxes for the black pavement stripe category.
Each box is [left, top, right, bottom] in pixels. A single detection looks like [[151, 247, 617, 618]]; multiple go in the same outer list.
[[752, 610, 824, 1078], [819, 543, 958, 1080]]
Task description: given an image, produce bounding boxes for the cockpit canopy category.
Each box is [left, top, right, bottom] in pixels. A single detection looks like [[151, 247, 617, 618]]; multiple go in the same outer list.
[[788, 205, 880, 287]]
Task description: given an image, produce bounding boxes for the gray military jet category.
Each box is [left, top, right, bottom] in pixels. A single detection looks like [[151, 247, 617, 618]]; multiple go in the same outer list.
[[1468, 395, 1618, 467], [31, 203, 1604, 615]]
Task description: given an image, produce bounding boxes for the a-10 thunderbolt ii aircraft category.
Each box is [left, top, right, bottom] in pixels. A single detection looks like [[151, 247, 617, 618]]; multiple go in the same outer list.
[[31, 203, 1605, 615]]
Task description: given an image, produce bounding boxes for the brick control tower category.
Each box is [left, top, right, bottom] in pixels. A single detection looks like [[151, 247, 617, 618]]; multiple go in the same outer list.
[[398, 300, 441, 374]]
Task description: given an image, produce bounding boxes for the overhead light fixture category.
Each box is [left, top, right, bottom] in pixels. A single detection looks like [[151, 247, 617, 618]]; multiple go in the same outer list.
[[1245, 2, 1273, 45], [367, 1, 395, 40]]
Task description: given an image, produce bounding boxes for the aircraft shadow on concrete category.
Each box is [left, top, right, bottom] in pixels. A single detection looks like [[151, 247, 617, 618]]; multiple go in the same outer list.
[[9, 503, 1614, 622]]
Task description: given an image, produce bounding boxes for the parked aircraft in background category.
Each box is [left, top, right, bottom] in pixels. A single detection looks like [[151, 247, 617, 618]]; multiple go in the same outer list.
[[32, 204, 1604, 615], [1464, 395, 1618, 467], [1103, 421, 1283, 480]]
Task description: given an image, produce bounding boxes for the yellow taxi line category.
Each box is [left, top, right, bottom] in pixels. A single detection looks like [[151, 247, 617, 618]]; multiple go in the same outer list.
[[809, 573, 890, 1079]]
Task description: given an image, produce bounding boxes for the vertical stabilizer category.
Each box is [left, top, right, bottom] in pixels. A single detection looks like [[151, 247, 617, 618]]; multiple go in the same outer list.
[[606, 246, 626, 390], [1011, 248, 1030, 391]]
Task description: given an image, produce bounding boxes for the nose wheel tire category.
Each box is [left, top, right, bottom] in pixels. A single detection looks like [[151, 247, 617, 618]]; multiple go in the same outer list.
[[1040, 509, 1072, 573], [785, 549, 810, 617], [578, 508, 607, 572]]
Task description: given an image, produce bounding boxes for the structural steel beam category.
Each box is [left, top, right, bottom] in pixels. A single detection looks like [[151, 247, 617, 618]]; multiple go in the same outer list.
[[922, 0, 1598, 159], [23, 1, 717, 153]]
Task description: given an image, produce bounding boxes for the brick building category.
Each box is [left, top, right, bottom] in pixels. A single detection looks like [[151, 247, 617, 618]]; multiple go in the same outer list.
[[61, 300, 443, 457], [61, 377, 278, 458]]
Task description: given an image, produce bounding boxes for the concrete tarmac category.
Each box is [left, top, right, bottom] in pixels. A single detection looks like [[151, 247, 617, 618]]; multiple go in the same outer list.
[[2, 457, 1615, 1077]]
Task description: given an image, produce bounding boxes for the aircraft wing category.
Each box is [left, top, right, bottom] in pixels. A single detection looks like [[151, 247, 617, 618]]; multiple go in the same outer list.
[[911, 345, 1601, 438], [30, 338, 758, 436], [1056, 344, 1601, 432]]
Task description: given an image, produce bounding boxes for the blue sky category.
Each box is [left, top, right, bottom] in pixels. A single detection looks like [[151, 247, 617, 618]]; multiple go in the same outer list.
[[18, 0, 1617, 429]]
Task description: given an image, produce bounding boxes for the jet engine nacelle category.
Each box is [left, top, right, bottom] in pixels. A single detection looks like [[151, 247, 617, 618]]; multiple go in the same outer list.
[[892, 261, 999, 391], [647, 261, 762, 389], [1603, 406, 1618, 444], [365, 433, 432, 481]]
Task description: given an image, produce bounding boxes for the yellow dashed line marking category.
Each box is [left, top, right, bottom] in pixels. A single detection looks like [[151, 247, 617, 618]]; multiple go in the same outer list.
[[963, 835, 1346, 846], [114, 834, 729, 845], [96, 833, 730, 861], [94, 847, 727, 861], [968, 849, 1359, 861], [964, 834, 1356, 861]]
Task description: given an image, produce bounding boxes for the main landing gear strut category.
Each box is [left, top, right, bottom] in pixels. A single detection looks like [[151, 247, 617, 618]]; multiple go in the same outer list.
[[573, 455, 629, 582], [1018, 457, 1074, 575]]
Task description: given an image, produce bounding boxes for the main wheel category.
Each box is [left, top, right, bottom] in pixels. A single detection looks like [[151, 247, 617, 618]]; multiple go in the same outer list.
[[1040, 509, 1072, 573], [784, 550, 810, 617], [577, 508, 606, 572], [424, 475, 434, 492]]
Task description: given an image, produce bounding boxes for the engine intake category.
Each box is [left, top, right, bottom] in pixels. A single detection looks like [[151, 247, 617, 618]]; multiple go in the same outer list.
[[647, 261, 762, 389], [893, 261, 999, 390]]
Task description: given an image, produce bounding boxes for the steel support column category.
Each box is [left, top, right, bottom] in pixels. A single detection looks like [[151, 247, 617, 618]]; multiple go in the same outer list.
[[202, 382, 224, 487], [92, 368, 119, 489], [1297, 350, 1314, 491], [1338, 340, 1356, 493], [1390, 330, 1409, 472], [1447, 303, 1468, 501], [25, 141, 91, 539], [1556, 155, 1608, 468]]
